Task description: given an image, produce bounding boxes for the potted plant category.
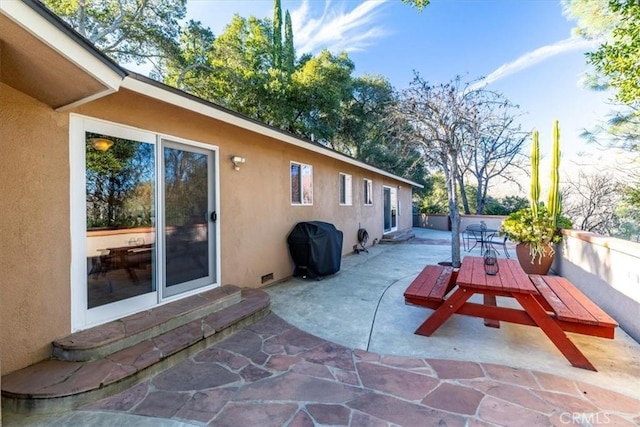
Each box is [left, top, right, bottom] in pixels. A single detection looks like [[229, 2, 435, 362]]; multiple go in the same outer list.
[[499, 121, 571, 274]]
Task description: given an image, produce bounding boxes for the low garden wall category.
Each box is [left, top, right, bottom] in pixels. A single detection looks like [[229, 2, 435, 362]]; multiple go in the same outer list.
[[553, 230, 640, 343], [415, 214, 506, 232]]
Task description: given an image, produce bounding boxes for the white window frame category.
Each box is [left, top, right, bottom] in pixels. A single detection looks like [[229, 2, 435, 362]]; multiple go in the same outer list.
[[339, 173, 353, 206], [290, 161, 313, 205], [363, 178, 373, 206]]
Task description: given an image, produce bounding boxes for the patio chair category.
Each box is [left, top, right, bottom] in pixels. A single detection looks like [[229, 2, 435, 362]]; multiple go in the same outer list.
[[461, 224, 483, 252], [485, 233, 510, 258]]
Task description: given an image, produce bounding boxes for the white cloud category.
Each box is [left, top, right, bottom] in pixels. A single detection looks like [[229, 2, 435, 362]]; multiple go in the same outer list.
[[290, 0, 391, 54], [469, 36, 603, 91]]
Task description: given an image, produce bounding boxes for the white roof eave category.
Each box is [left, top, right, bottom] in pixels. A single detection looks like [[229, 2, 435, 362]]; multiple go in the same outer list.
[[1, 1, 123, 108]]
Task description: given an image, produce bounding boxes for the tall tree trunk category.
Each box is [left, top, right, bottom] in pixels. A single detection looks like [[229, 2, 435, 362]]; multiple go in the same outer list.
[[447, 152, 461, 268], [475, 175, 484, 214], [457, 173, 470, 214]]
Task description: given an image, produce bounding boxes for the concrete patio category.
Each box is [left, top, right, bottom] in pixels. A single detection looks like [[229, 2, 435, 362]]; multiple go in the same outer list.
[[5, 228, 640, 426]]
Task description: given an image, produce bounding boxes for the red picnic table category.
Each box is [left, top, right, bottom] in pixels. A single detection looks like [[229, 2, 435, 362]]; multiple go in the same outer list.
[[404, 257, 618, 371]]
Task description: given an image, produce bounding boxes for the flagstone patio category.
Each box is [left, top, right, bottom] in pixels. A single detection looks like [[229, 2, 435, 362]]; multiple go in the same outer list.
[[5, 228, 640, 426]]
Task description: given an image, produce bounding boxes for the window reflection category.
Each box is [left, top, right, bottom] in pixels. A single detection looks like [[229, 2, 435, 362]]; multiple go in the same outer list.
[[164, 147, 209, 287], [85, 132, 156, 309]]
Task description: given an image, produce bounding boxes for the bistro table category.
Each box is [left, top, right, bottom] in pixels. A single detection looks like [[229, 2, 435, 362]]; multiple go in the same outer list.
[[463, 224, 498, 253], [413, 256, 598, 371]]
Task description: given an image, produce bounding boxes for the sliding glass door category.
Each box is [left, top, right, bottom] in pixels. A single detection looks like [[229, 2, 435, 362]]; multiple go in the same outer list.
[[73, 116, 219, 330], [162, 140, 216, 297]]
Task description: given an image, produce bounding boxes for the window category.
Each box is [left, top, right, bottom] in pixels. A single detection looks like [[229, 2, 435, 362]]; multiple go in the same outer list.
[[339, 173, 352, 205], [291, 161, 313, 205], [363, 179, 373, 205]]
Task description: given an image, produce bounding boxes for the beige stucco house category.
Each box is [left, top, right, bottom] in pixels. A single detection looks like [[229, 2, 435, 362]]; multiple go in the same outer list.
[[0, 0, 421, 399]]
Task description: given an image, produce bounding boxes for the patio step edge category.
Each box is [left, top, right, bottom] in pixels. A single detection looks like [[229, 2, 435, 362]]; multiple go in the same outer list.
[[380, 230, 415, 244], [52, 285, 242, 362], [1, 288, 270, 415]]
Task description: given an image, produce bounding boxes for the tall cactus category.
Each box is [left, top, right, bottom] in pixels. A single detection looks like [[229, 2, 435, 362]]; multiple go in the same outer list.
[[547, 120, 561, 227], [530, 130, 540, 218]]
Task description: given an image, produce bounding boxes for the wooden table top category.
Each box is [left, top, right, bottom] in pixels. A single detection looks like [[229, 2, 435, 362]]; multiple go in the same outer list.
[[457, 256, 537, 294]]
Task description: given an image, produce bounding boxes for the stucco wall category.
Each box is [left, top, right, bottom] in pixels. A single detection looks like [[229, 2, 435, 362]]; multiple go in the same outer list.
[[553, 230, 640, 343], [1, 86, 414, 374], [0, 84, 72, 373], [73, 89, 412, 288]]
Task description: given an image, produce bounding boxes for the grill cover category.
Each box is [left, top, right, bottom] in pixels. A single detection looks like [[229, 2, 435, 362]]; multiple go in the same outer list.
[[287, 221, 343, 278]]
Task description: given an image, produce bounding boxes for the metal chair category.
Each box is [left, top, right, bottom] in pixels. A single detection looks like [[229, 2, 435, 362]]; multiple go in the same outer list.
[[462, 224, 483, 252], [485, 233, 510, 258]]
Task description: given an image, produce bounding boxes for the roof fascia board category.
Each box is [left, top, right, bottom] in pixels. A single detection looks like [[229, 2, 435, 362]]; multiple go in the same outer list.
[[121, 75, 422, 188], [1, 1, 124, 102]]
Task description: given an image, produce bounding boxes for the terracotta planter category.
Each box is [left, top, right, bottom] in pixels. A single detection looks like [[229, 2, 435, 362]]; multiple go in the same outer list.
[[515, 243, 554, 275]]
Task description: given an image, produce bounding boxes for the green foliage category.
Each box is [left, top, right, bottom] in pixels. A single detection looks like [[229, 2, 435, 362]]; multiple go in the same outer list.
[[562, 0, 618, 39], [586, 0, 640, 104], [85, 133, 155, 229], [500, 122, 567, 262], [614, 194, 640, 242], [43, 0, 186, 66], [401, 0, 431, 11], [484, 196, 529, 215], [48, 0, 426, 186], [289, 50, 355, 141], [164, 20, 215, 93], [283, 11, 295, 75], [418, 174, 448, 214], [272, 0, 283, 69], [500, 206, 571, 263]]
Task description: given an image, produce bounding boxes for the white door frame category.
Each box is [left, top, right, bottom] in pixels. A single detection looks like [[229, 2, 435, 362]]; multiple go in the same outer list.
[[70, 115, 221, 331], [383, 185, 398, 233]]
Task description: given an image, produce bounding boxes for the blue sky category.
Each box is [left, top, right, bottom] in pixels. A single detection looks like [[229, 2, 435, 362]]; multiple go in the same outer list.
[[185, 0, 614, 164]]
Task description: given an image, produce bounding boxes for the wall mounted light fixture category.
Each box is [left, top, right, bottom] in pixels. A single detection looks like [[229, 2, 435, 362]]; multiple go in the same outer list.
[[231, 155, 246, 171]]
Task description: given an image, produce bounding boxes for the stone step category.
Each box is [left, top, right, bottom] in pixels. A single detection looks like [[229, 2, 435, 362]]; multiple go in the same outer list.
[[1, 287, 270, 415], [380, 230, 415, 244], [53, 285, 242, 362]]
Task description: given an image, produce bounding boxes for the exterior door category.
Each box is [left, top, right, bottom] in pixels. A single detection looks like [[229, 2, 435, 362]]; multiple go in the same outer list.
[[72, 116, 219, 330], [383, 186, 398, 233], [161, 140, 217, 297]]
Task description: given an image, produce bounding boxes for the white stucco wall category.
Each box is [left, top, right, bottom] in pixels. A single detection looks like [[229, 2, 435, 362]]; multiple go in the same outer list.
[[553, 230, 640, 343]]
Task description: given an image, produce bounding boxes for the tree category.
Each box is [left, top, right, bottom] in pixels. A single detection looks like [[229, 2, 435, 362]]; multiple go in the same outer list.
[[288, 50, 355, 141], [586, 0, 640, 105], [334, 75, 394, 157], [418, 173, 449, 214], [563, 0, 639, 156], [43, 0, 186, 72], [393, 75, 482, 267], [401, 0, 431, 11], [203, 15, 275, 120], [457, 91, 527, 214], [484, 195, 529, 215], [165, 20, 215, 94], [272, 0, 283, 70], [283, 11, 296, 75], [561, 171, 622, 235]]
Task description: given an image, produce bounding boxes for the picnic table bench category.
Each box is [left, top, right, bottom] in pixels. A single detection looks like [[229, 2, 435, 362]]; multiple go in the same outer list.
[[403, 264, 457, 310], [530, 275, 617, 339], [404, 259, 618, 371]]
